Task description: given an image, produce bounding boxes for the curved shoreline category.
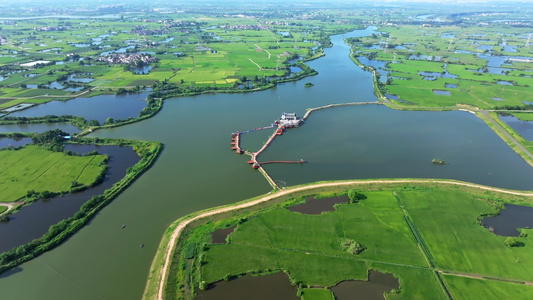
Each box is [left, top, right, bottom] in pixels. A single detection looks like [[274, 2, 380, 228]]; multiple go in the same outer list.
[[0, 203, 16, 216], [0, 139, 163, 274], [144, 178, 533, 300]]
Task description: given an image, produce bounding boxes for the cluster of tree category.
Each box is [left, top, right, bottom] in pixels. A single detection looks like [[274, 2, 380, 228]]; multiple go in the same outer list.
[[504, 237, 519, 247], [139, 98, 161, 118], [348, 190, 367, 203], [115, 85, 146, 95], [495, 104, 533, 111], [31, 129, 69, 151], [341, 238, 366, 255], [0, 114, 87, 129]]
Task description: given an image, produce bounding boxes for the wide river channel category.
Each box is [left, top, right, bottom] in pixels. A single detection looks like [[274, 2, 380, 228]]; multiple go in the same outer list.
[[1, 27, 533, 299]]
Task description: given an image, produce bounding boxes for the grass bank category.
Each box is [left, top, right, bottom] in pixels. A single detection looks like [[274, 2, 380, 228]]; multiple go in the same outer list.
[[0, 138, 162, 274], [143, 178, 533, 300]]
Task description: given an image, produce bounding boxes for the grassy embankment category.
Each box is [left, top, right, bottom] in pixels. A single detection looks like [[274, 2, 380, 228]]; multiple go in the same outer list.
[[144, 179, 533, 300], [0, 138, 162, 274]]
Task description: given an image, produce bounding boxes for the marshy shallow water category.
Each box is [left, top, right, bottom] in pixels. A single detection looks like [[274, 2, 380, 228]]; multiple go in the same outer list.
[[195, 272, 299, 300], [287, 195, 349, 215], [331, 271, 399, 300], [482, 204, 533, 236]]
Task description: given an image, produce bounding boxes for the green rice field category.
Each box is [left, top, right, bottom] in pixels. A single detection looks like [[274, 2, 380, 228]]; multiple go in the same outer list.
[[351, 25, 533, 109], [173, 186, 533, 299], [0, 145, 107, 202]]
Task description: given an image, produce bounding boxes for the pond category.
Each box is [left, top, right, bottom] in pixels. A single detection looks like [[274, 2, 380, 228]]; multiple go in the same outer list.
[[0, 123, 79, 134], [433, 90, 451, 96], [131, 66, 152, 74], [211, 226, 236, 244], [476, 45, 493, 51], [497, 81, 513, 86], [502, 45, 517, 53], [100, 45, 135, 55], [409, 54, 427, 60], [66, 74, 94, 83], [454, 50, 474, 54], [487, 67, 511, 75], [418, 71, 456, 80], [195, 272, 299, 300], [289, 66, 302, 74], [161, 37, 174, 43], [7, 93, 149, 123], [482, 205, 533, 236], [0, 137, 32, 148], [331, 271, 399, 300], [385, 93, 399, 100], [478, 54, 508, 68], [0, 144, 139, 253], [46, 81, 64, 89], [498, 114, 533, 141], [64, 87, 84, 92]]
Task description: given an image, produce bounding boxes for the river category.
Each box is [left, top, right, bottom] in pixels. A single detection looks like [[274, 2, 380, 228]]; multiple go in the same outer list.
[[1, 27, 533, 299]]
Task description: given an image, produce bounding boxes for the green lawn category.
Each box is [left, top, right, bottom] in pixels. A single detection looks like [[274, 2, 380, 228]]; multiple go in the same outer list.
[[0, 145, 107, 202]]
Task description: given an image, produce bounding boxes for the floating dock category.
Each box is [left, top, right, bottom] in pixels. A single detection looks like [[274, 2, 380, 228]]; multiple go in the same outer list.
[[231, 112, 306, 189]]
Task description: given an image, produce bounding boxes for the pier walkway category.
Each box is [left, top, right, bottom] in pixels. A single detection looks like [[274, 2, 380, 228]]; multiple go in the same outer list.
[[302, 101, 380, 120], [231, 101, 381, 190]]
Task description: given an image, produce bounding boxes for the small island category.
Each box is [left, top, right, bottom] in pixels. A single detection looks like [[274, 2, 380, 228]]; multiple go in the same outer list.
[[304, 82, 314, 88], [432, 158, 447, 165]]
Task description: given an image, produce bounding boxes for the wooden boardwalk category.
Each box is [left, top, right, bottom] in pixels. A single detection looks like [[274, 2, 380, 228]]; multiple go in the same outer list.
[[232, 101, 381, 190]]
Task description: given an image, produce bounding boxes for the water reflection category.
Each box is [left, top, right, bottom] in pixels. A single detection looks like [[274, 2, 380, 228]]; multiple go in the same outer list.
[[7, 93, 148, 123], [0, 123, 79, 134], [0, 137, 32, 148], [211, 226, 236, 244], [482, 205, 533, 236], [196, 272, 298, 300], [498, 114, 533, 141], [331, 271, 399, 300]]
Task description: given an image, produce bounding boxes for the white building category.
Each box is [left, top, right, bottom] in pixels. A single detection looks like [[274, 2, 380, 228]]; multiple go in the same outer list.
[[277, 112, 302, 127]]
